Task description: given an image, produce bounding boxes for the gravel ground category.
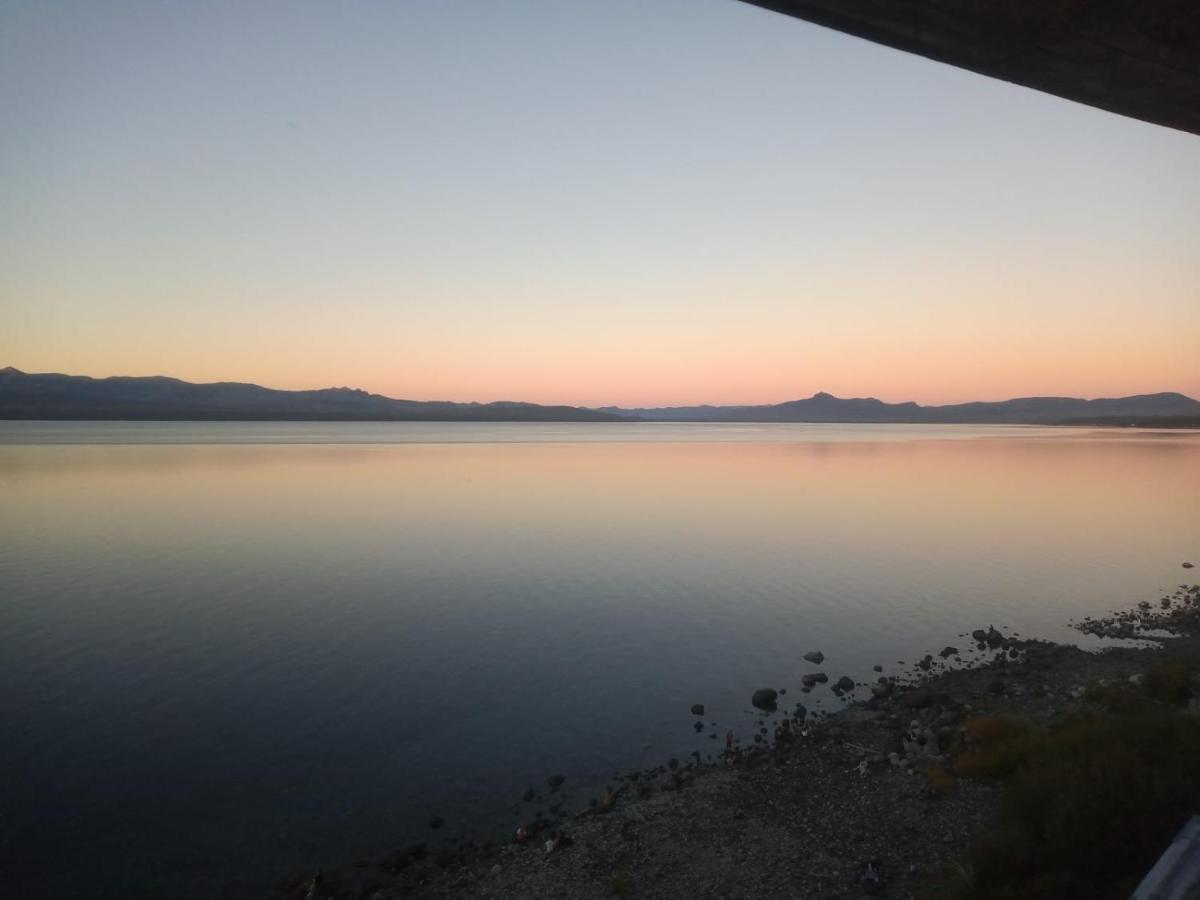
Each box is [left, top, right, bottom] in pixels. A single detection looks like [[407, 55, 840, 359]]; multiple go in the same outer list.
[[281, 583, 1200, 900]]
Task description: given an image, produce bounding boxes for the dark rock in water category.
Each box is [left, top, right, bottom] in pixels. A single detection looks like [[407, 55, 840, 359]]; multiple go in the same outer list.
[[667, 757, 679, 770], [1184, 562, 1195, 569], [428, 816, 445, 830], [801, 672, 829, 688], [522, 787, 535, 803], [779, 688, 786, 695], [939, 646, 959, 658], [803, 651, 825, 665], [547, 774, 565, 791], [834, 676, 856, 692], [751, 688, 778, 709], [694, 721, 704, 733], [794, 702, 807, 720], [873, 664, 883, 672], [918, 656, 932, 671], [690, 703, 705, 716], [971, 629, 988, 643]]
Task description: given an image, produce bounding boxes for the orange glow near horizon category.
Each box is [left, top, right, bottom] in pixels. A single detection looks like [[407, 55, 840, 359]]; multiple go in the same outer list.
[[3, 0, 1197, 408], [6, 264, 1197, 407]]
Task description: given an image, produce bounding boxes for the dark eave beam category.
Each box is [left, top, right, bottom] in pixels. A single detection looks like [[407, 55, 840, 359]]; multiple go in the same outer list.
[[738, 0, 1200, 136]]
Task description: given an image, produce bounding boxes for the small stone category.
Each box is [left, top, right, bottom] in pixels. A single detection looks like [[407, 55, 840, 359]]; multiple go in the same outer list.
[[873, 665, 883, 672], [939, 646, 959, 658], [1184, 562, 1194, 569], [834, 676, 856, 692], [803, 651, 825, 665]]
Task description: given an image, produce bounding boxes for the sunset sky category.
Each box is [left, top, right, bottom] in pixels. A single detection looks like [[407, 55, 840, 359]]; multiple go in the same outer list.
[[2, 0, 1197, 407]]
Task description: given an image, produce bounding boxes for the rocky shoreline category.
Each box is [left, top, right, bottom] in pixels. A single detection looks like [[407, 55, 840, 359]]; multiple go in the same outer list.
[[282, 579, 1200, 900]]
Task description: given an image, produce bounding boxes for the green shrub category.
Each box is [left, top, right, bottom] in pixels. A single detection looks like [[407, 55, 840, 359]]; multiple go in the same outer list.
[[1144, 661, 1192, 706], [956, 715, 1039, 780], [926, 762, 957, 795], [1083, 682, 1143, 713], [955, 705, 1200, 899], [610, 870, 632, 896]]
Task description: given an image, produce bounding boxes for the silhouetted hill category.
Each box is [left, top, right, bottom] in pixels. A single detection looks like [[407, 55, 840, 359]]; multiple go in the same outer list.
[[605, 391, 1200, 425], [0, 368, 622, 422], [4, 368, 1196, 426]]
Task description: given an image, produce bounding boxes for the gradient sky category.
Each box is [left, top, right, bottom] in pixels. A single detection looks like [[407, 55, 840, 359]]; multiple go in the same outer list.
[[2, 0, 1197, 407]]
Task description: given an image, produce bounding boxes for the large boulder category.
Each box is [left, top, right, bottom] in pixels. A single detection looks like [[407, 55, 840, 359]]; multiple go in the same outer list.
[[751, 688, 778, 710]]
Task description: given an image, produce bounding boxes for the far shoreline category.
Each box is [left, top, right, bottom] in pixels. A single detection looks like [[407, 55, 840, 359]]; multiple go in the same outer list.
[[2, 416, 1200, 428]]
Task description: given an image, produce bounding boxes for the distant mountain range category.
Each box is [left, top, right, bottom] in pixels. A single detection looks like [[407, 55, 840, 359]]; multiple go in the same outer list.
[[2, 367, 1198, 426], [0, 367, 620, 422], [604, 391, 1200, 426]]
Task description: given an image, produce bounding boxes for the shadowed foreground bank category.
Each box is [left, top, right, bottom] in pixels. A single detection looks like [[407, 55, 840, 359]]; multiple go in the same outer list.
[[282, 582, 1200, 900]]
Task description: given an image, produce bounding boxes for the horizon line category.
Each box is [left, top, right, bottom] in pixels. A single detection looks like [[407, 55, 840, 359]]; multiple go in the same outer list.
[[4, 365, 1196, 410]]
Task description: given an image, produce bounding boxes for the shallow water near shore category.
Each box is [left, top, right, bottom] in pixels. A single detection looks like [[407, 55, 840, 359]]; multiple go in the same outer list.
[[2, 421, 1197, 898]]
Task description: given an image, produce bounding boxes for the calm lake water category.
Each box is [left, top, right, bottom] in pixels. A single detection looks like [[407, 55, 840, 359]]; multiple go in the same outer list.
[[2, 421, 1197, 897]]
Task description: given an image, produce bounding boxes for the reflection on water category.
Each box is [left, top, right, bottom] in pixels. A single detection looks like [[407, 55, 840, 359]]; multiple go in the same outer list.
[[1, 422, 1197, 898]]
